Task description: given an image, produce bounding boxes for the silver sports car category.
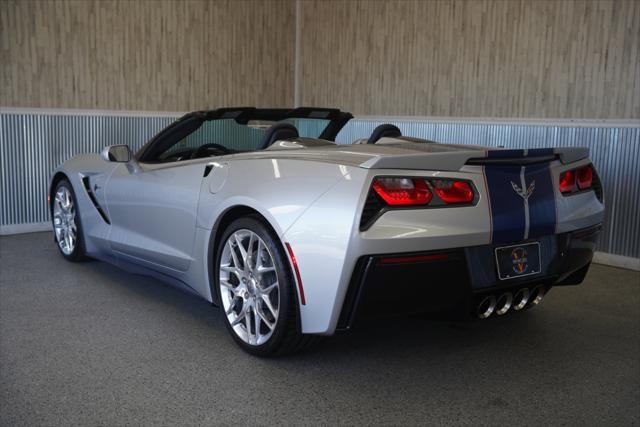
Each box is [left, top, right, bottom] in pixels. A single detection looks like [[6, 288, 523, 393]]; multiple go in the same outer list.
[[50, 107, 604, 356]]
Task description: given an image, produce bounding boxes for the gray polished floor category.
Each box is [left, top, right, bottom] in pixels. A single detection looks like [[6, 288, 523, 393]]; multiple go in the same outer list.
[[1, 232, 639, 426]]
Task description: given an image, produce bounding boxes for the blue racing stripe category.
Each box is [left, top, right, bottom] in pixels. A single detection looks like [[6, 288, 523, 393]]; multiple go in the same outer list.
[[484, 161, 557, 243], [484, 165, 526, 243]]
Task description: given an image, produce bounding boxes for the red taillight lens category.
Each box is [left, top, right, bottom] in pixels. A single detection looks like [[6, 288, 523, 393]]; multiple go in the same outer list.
[[576, 165, 593, 189], [559, 170, 575, 193], [432, 179, 474, 204], [372, 177, 432, 206]]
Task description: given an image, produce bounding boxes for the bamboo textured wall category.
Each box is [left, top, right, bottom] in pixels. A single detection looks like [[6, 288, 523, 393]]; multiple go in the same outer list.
[[0, 0, 294, 111], [298, 0, 640, 119]]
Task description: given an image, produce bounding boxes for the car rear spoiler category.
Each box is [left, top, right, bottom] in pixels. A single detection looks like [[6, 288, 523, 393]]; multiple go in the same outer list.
[[360, 147, 589, 171]]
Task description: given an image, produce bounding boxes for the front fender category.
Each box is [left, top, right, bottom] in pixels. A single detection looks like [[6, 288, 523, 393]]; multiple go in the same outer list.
[[49, 154, 118, 255]]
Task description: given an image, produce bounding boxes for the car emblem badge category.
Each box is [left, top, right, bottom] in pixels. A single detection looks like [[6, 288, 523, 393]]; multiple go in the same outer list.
[[511, 247, 529, 274], [511, 179, 535, 201]]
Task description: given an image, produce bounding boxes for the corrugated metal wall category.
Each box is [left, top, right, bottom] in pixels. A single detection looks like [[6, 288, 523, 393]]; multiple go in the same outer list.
[[0, 112, 178, 228], [1, 111, 638, 259]]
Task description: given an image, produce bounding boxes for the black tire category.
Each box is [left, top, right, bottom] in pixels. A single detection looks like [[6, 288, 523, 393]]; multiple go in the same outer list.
[[214, 215, 319, 356], [52, 179, 88, 262]]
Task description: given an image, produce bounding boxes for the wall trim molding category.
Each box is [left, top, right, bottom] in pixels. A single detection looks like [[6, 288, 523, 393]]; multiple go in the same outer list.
[[354, 115, 640, 129], [2, 107, 638, 128], [0, 106, 183, 118], [1, 223, 638, 272]]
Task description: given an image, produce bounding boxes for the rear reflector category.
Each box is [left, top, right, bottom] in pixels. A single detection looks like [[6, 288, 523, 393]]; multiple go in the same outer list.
[[285, 242, 306, 305], [431, 179, 474, 204], [380, 253, 450, 265], [372, 177, 432, 206]]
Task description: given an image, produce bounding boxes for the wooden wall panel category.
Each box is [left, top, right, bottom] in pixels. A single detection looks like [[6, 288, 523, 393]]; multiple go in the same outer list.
[[0, 0, 294, 111], [298, 0, 640, 119]]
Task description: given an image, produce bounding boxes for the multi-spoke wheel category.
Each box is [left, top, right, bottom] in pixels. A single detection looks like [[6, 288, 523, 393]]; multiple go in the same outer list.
[[215, 215, 317, 356], [219, 229, 280, 346], [52, 179, 86, 261]]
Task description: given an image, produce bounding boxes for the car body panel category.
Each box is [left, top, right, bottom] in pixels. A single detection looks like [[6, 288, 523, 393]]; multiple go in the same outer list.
[[49, 113, 605, 336], [106, 160, 206, 271]]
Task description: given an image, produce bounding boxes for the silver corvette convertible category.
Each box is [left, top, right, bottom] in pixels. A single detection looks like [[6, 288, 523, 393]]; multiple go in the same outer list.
[[50, 107, 604, 355]]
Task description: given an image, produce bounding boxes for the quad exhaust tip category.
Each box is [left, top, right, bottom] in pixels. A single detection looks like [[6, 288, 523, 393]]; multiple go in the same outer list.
[[512, 288, 530, 311], [495, 292, 513, 315], [476, 285, 547, 318], [477, 295, 497, 319], [528, 285, 547, 307]]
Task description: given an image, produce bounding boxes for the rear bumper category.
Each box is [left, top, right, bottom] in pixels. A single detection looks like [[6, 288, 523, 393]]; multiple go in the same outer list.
[[337, 224, 601, 330]]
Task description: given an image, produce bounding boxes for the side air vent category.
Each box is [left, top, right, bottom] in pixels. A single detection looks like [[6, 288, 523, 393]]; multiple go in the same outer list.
[[81, 176, 111, 224], [359, 189, 385, 231]]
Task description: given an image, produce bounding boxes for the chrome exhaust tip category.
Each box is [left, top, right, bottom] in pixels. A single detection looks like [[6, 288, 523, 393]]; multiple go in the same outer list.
[[512, 288, 530, 311], [527, 285, 547, 307], [495, 292, 513, 315], [477, 295, 497, 319]]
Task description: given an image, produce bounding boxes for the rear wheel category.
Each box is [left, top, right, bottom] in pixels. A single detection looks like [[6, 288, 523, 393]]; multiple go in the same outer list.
[[215, 216, 317, 356], [52, 179, 87, 261]]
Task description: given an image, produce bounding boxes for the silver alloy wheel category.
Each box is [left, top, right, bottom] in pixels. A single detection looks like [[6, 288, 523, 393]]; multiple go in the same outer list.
[[52, 186, 77, 255], [219, 229, 280, 346]]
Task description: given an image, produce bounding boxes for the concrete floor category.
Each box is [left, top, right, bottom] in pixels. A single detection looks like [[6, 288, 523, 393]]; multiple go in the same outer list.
[[1, 232, 639, 426]]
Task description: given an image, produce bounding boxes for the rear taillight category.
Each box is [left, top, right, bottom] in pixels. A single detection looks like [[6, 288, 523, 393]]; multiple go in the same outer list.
[[559, 164, 595, 194], [371, 177, 475, 207], [577, 165, 593, 189], [361, 176, 477, 231], [431, 179, 474, 204], [372, 178, 432, 206], [559, 170, 575, 193]]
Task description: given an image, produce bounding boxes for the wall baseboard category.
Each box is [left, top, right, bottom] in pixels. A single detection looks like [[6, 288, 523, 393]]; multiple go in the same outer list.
[[593, 252, 640, 272], [0, 222, 51, 236], [1, 222, 638, 272]]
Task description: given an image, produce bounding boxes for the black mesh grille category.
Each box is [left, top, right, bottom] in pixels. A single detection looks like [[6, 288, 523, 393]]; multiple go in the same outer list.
[[359, 189, 385, 231]]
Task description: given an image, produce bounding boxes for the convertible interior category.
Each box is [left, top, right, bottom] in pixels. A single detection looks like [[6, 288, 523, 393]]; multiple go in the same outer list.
[[134, 107, 352, 164], [133, 107, 428, 164]]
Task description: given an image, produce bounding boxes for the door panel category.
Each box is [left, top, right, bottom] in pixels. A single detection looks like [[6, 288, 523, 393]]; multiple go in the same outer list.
[[105, 161, 205, 271]]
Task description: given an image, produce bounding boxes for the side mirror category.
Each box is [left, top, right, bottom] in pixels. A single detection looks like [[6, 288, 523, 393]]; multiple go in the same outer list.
[[101, 145, 132, 163]]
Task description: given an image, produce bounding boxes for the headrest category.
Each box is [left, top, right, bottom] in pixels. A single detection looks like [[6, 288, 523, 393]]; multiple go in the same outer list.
[[259, 123, 299, 149], [368, 124, 401, 144]]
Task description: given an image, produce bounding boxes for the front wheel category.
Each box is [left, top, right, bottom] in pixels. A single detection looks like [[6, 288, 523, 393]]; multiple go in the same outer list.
[[215, 216, 317, 356], [52, 179, 87, 262]]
